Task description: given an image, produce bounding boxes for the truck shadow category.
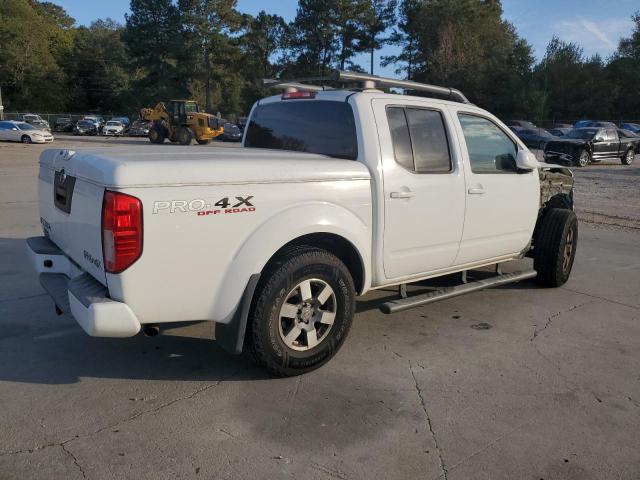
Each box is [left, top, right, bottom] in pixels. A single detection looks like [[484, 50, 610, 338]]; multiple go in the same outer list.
[[0, 237, 269, 385]]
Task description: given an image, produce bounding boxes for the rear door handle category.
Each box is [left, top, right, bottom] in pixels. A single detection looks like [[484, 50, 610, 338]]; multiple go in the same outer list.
[[390, 191, 415, 199], [468, 188, 486, 195]]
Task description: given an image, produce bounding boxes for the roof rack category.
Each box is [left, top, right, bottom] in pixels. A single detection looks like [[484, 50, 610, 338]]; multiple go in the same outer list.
[[263, 70, 470, 104]]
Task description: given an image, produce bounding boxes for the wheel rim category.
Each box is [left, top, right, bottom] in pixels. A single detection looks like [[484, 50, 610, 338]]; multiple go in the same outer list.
[[562, 228, 574, 273], [22, 136, 30, 143], [579, 151, 589, 166], [278, 278, 337, 352], [627, 150, 634, 164]]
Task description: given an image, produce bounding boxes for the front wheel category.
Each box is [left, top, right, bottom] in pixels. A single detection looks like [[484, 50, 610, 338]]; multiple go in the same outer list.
[[21, 135, 32, 144], [248, 247, 356, 377], [622, 149, 634, 165], [534, 208, 578, 287], [148, 126, 165, 144], [575, 149, 590, 167]]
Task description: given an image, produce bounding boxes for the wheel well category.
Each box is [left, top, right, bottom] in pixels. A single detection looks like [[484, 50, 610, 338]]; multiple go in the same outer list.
[[265, 233, 365, 295]]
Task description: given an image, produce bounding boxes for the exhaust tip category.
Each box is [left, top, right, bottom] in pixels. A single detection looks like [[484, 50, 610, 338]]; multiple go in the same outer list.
[[143, 325, 160, 337]]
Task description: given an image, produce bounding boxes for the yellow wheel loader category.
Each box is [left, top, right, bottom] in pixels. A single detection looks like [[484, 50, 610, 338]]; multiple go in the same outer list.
[[140, 100, 224, 145]]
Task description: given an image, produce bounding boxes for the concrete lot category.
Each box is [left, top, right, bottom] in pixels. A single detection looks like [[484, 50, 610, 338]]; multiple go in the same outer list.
[[1, 136, 639, 480]]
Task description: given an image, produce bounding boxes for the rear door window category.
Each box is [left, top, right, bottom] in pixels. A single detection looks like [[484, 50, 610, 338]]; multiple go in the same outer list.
[[245, 100, 358, 160], [386, 106, 451, 173]]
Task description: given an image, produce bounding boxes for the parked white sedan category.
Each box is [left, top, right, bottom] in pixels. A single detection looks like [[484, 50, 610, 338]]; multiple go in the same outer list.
[[102, 121, 125, 136], [0, 121, 54, 143]]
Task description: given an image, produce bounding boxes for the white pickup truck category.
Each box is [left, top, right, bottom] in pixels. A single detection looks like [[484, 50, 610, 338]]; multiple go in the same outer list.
[[27, 71, 577, 376]]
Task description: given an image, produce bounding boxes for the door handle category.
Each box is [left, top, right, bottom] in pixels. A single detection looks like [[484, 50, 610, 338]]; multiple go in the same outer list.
[[468, 188, 486, 195], [390, 191, 415, 199]]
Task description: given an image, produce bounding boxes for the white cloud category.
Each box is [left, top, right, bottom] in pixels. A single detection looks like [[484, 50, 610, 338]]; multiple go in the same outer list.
[[554, 16, 633, 57]]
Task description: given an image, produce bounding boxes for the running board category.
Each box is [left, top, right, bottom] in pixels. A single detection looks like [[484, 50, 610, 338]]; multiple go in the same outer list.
[[380, 270, 537, 314]]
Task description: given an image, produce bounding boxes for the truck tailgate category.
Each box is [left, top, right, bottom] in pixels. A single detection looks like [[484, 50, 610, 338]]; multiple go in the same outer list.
[[38, 149, 107, 285]]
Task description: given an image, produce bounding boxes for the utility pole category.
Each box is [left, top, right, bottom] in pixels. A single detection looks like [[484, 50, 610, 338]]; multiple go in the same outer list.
[[0, 86, 4, 120]]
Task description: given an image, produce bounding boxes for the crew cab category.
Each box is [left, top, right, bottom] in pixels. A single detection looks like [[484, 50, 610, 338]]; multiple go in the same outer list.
[[27, 71, 577, 376], [544, 127, 637, 167]]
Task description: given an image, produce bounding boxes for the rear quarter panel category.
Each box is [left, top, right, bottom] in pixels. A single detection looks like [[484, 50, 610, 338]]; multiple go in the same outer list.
[[107, 177, 372, 325]]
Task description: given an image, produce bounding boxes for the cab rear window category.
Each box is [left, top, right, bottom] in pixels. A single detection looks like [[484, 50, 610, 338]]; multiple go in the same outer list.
[[245, 100, 358, 160]]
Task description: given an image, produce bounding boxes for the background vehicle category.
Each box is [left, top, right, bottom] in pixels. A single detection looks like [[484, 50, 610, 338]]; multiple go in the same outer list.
[[584, 121, 617, 129], [27, 71, 577, 377], [103, 121, 125, 136], [141, 100, 224, 145], [111, 116, 130, 129], [82, 116, 105, 133], [218, 122, 242, 142], [21, 114, 51, 131], [573, 120, 594, 128], [237, 116, 248, 132], [548, 127, 572, 137], [0, 121, 53, 143], [74, 120, 98, 136], [620, 122, 640, 134], [53, 118, 75, 133], [127, 119, 152, 137], [505, 120, 537, 129], [545, 127, 637, 166], [510, 126, 556, 149]]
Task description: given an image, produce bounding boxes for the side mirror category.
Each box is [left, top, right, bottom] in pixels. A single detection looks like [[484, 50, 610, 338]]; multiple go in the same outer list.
[[515, 149, 538, 170], [12, 127, 18, 131], [595, 137, 604, 142]]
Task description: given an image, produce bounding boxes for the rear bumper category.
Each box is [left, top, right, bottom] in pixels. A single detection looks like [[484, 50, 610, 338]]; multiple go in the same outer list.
[[26, 236, 141, 337]]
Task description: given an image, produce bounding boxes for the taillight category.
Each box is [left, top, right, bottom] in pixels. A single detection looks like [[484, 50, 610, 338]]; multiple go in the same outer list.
[[281, 91, 316, 100], [102, 191, 143, 273]]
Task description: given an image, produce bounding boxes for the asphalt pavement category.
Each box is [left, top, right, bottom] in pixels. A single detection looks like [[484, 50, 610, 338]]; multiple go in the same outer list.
[[1, 137, 639, 479]]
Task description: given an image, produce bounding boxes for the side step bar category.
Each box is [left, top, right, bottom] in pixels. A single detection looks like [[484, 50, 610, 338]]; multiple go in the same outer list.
[[380, 270, 537, 314]]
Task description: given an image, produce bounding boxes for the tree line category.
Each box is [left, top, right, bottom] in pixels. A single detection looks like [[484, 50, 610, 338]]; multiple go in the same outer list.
[[1, 0, 638, 121]]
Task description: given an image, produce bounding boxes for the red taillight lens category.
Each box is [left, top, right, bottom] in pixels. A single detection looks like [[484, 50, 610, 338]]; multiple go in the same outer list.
[[281, 90, 316, 100], [102, 191, 143, 273]]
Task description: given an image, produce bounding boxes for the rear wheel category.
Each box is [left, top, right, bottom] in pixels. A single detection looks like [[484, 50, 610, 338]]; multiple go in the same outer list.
[[177, 127, 193, 145], [622, 148, 634, 165], [575, 149, 590, 167], [248, 247, 355, 377], [534, 208, 578, 287], [21, 135, 31, 144]]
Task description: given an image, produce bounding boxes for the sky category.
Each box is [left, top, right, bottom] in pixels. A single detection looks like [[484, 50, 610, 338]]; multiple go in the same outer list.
[[51, 0, 637, 78]]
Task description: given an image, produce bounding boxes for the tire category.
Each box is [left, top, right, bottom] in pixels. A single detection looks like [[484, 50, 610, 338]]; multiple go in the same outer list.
[[196, 138, 210, 145], [534, 208, 578, 287], [622, 148, 634, 165], [177, 127, 193, 145], [575, 149, 590, 167], [248, 246, 356, 377], [21, 135, 32, 144], [149, 126, 165, 144]]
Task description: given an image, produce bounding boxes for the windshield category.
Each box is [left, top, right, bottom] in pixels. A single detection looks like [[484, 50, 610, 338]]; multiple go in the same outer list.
[[566, 129, 597, 139], [106, 121, 121, 126], [185, 102, 198, 113], [245, 100, 358, 160], [224, 123, 240, 134], [78, 121, 93, 127], [17, 123, 35, 131]]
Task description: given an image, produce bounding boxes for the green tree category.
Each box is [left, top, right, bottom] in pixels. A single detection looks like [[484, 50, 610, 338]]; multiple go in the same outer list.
[[360, 0, 397, 74], [65, 20, 134, 114], [123, 0, 184, 105], [607, 11, 640, 120], [0, 0, 69, 110]]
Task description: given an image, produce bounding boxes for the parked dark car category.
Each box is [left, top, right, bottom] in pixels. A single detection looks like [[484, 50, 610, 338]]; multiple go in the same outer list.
[[219, 122, 243, 142], [505, 120, 537, 129], [620, 122, 640, 134], [584, 121, 617, 129], [237, 116, 248, 132], [548, 127, 572, 137], [74, 120, 98, 136], [553, 123, 573, 128], [510, 126, 556, 150], [53, 117, 75, 133], [544, 127, 637, 167], [127, 120, 152, 137], [573, 120, 594, 128]]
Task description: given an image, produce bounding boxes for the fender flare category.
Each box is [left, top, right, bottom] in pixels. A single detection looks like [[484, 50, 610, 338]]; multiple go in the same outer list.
[[212, 201, 371, 327]]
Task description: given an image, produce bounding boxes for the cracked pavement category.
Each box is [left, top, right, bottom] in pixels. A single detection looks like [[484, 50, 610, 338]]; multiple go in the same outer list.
[[1, 137, 640, 479]]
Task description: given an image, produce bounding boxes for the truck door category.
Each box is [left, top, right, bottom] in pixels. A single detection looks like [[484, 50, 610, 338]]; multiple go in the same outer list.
[[591, 129, 609, 160], [373, 99, 466, 279], [453, 112, 539, 265], [605, 129, 620, 157]]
